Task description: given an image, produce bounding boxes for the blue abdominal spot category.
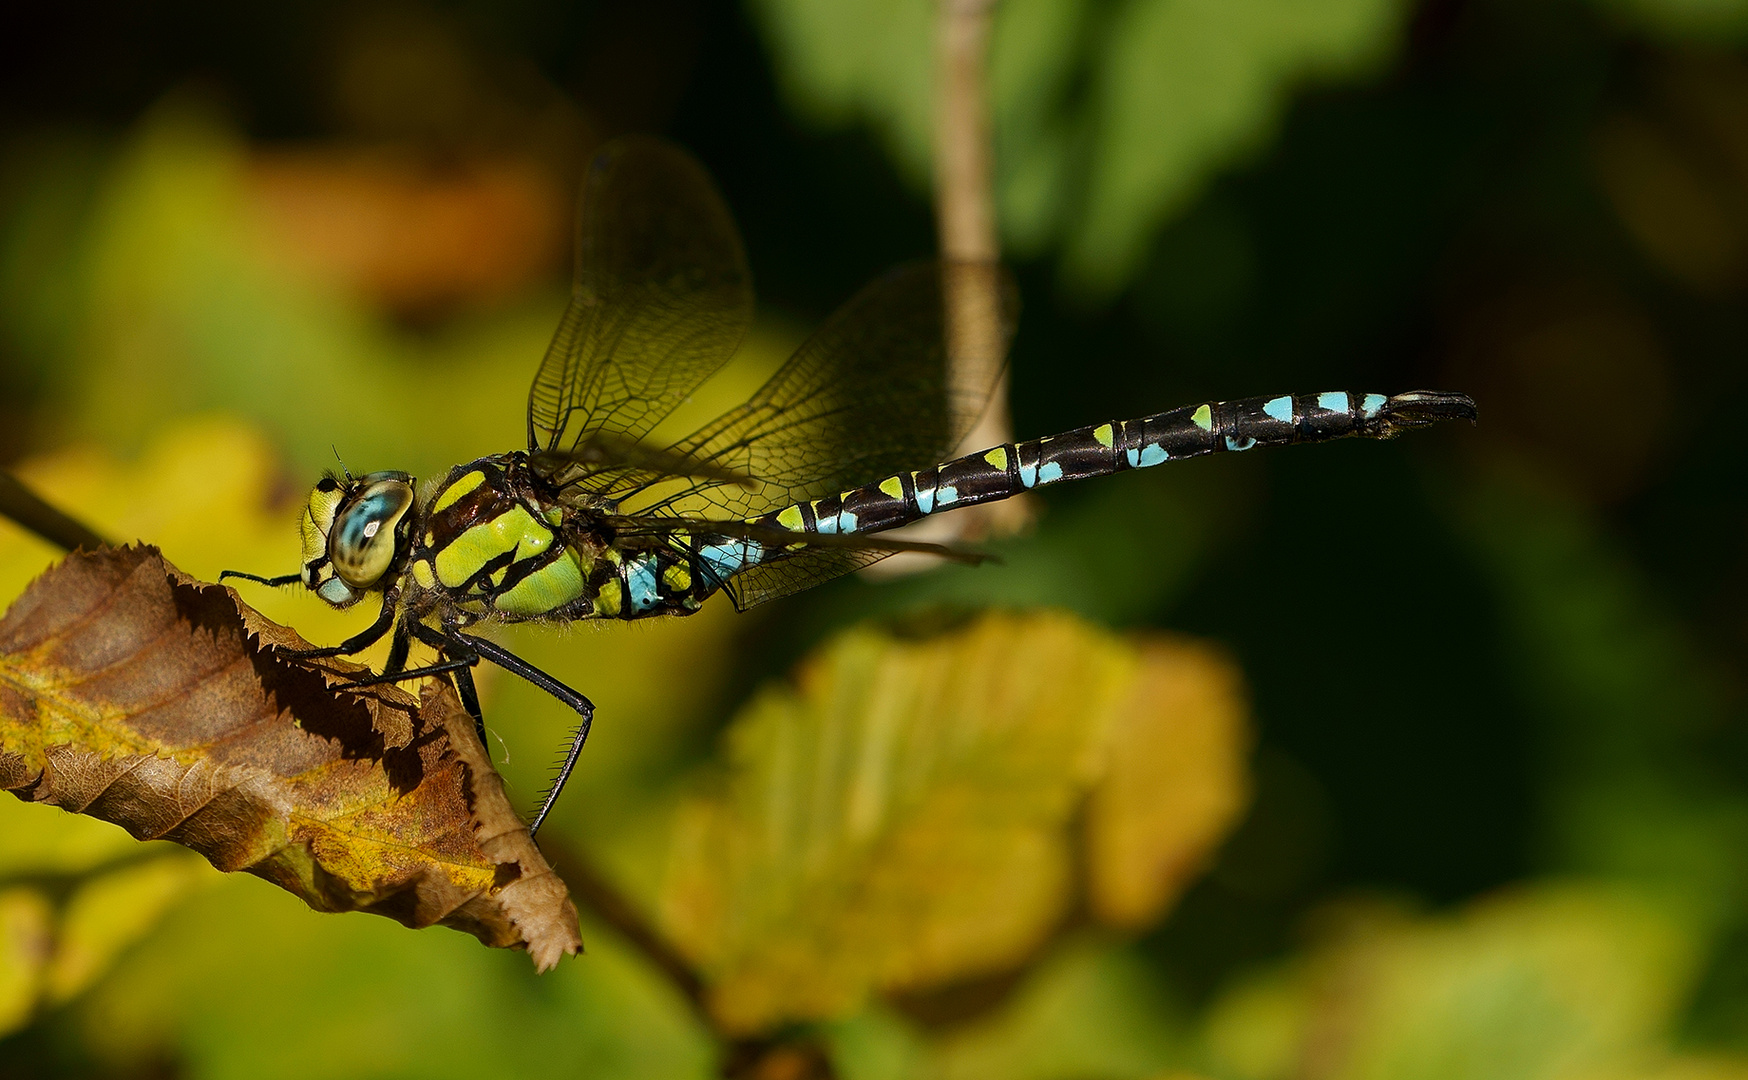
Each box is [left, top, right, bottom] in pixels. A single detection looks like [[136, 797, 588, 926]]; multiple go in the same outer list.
[[626, 559, 660, 612], [699, 540, 760, 581]]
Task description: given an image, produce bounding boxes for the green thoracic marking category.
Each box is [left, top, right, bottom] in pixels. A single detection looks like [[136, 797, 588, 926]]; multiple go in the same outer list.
[[878, 475, 904, 499], [432, 470, 486, 513], [983, 446, 1009, 470], [592, 576, 622, 617], [1093, 424, 1114, 448], [434, 504, 552, 588], [495, 548, 587, 617], [1191, 404, 1213, 431], [411, 559, 436, 589]]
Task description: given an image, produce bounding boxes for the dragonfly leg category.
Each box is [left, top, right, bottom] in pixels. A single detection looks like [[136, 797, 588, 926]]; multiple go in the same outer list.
[[283, 592, 397, 659], [404, 621, 488, 750], [218, 570, 301, 587], [343, 653, 478, 686], [343, 614, 479, 686], [450, 664, 489, 753], [382, 616, 412, 677], [338, 622, 490, 746], [451, 631, 594, 839]]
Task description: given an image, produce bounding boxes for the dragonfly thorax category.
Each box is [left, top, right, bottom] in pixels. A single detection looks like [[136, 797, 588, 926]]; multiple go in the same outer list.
[[300, 471, 417, 609]]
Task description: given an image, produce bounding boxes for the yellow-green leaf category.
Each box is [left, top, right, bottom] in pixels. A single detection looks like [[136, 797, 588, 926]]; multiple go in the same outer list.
[[1086, 637, 1250, 928], [0, 887, 51, 1037], [1201, 884, 1707, 1080], [1067, 0, 1409, 295], [749, 0, 1411, 296], [659, 610, 1250, 1034], [44, 853, 210, 1005]]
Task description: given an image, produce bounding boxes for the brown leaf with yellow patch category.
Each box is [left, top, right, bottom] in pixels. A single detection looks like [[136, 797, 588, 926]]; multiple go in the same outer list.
[[0, 545, 580, 970]]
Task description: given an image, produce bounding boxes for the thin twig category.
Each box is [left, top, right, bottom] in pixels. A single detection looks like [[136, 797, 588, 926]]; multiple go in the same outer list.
[[871, 0, 1029, 579], [0, 472, 108, 552], [937, 0, 1015, 469]]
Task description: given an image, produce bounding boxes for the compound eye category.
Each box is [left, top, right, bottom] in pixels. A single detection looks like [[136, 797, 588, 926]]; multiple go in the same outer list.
[[329, 480, 414, 589]]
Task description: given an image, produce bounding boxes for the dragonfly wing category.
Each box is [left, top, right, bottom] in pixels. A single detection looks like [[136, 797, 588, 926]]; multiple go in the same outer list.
[[635, 260, 1017, 520], [527, 137, 754, 468], [609, 515, 992, 610], [713, 524, 990, 610], [721, 549, 893, 609]]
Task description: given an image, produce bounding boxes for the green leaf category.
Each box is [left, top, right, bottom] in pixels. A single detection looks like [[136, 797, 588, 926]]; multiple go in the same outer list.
[[1066, 0, 1408, 296], [927, 936, 1187, 1080], [42, 853, 210, 1006], [749, 0, 938, 182], [1588, 0, 1748, 41], [1456, 466, 1748, 929], [65, 874, 714, 1080], [0, 806, 208, 1039], [749, 0, 1412, 298], [657, 610, 1249, 1034], [1086, 637, 1250, 928], [1200, 884, 1705, 1080], [822, 939, 1194, 1080], [0, 887, 51, 1038]]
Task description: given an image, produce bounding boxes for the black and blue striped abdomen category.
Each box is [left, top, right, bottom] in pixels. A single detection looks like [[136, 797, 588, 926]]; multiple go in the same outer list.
[[586, 389, 1473, 613], [738, 388, 1473, 553]]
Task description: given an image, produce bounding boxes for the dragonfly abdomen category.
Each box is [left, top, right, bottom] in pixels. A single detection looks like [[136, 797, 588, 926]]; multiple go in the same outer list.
[[746, 389, 1474, 547]]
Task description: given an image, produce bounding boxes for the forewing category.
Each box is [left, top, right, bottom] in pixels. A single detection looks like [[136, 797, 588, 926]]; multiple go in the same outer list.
[[723, 550, 893, 609], [636, 261, 1016, 520], [527, 137, 754, 458], [611, 506, 993, 614]]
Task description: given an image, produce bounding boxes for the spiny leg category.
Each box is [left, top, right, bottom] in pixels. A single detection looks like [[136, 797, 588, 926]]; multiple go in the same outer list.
[[450, 663, 489, 755], [344, 626, 479, 686], [218, 570, 301, 587], [283, 591, 398, 660], [328, 623, 595, 838], [406, 620, 489, 750], [453, 632, 594, 839], [337, 623, 488, 753], [382, 615, 412, 677]]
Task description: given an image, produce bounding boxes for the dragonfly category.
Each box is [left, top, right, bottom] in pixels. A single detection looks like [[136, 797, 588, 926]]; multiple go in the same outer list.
[[224, 137, 1475, 838]]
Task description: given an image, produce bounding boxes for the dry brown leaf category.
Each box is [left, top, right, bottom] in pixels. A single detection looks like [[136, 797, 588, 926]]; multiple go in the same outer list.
[[0, 545, 580, 970], [659, 611, 1250, 1035]]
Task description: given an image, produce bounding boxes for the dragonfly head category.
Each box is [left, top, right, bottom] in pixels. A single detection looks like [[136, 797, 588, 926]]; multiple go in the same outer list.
[[300, 471, 416, 608]]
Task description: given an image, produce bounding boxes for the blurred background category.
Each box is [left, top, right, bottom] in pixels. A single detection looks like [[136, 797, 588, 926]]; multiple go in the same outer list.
[[3, 0, 1748, 1077]]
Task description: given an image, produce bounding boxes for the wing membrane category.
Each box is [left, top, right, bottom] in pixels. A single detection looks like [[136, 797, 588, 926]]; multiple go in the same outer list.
[[629, 260, 1017, 521], [609, 514, 991, 610], [527, 137, 754, 461]]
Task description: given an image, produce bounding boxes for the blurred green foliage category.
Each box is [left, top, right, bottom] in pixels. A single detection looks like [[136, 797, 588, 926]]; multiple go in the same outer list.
[[1595, 0, 1748, 40], [1, 0, 1747, 1078], [751, 0, 1410, 296]]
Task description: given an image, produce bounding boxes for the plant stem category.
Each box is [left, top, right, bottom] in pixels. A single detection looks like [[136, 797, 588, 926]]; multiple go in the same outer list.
[[537, 833, 708, 1013], [936, 0, 1031, 538], [0, 473, 108, 553]]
